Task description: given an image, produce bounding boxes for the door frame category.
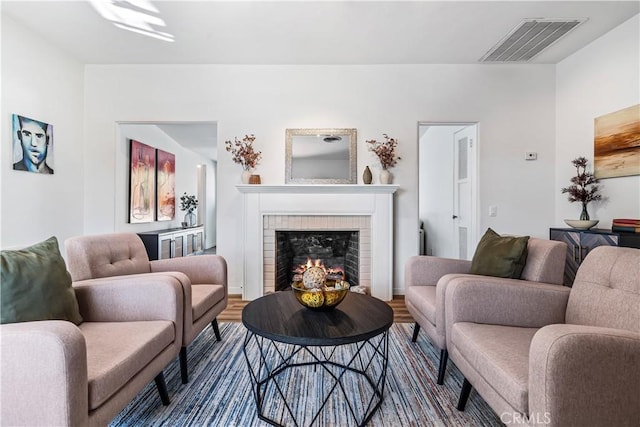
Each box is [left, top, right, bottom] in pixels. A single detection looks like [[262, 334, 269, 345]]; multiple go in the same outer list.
[[417, 121, 480, 259]]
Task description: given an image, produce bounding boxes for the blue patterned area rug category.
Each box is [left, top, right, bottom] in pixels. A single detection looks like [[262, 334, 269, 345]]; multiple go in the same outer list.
[[110, 323, 502, 426]]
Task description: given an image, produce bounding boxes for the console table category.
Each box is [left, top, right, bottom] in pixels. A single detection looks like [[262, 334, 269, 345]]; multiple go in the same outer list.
[[242, 291, 393, 426], [550, 227, 640, 286], [138, 226, 204, 260]]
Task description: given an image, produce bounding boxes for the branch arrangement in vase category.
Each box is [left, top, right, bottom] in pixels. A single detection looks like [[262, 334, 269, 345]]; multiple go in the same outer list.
[[366, 133, 401, 170], [180, 193, 198, 214], [366, 133, 400, 184], [224, 134, 262, 171], [561, 156, 602, 220]]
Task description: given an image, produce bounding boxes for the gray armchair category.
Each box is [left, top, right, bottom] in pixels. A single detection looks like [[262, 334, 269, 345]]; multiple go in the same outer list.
[[65, 233, 228, 384], [405, 237, 566, 384], [446, 246, 640, 426], [1, 274, 184, 426]]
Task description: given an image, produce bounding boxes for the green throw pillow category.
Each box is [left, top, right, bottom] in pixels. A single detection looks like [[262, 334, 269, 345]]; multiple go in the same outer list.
[[1, 236, 82, 325], [469, 228, 529, 279]]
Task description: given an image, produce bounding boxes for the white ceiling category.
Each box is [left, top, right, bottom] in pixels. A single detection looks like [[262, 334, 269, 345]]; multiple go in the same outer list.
[[3, 1, 637, 160], [2, 1, 638, 65], [156, 123, 218, 161]]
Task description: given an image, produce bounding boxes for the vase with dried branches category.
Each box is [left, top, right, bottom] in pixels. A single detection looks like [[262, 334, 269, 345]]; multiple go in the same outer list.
[[366, 134, 401, 184], [561, 157, 602, 220], [225, 134, 262, 183]]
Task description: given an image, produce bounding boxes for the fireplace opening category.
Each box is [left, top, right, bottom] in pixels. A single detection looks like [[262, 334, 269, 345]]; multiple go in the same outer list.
[[275, 230, 359, 291]]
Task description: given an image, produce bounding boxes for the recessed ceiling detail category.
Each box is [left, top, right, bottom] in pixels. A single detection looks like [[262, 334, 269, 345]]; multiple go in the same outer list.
[[480, 18, 587, 63]]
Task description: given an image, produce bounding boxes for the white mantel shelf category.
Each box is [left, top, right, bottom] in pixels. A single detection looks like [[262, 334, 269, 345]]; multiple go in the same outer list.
[[236, 184, 399, 194], [238, 183, 398, 302]]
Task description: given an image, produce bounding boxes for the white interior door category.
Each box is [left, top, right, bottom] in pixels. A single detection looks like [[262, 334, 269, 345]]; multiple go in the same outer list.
[[453, 126, 477, 260]]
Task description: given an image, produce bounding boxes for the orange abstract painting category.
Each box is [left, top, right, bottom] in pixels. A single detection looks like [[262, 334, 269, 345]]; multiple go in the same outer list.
[[594, 104, 640, 179]]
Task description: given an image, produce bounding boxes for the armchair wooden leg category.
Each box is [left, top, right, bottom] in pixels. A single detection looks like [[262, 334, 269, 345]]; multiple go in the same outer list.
[[437, 349, 448, 385], [411, 322, 421, 342], [211, 318, 222, 341], [179, 347, 189, 384], [154, 372, 170, 406], [457, 378, 472, 411]]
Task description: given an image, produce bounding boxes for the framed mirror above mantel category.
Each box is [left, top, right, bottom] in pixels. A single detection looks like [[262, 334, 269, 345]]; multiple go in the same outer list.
[[285, 128, 357, 184]]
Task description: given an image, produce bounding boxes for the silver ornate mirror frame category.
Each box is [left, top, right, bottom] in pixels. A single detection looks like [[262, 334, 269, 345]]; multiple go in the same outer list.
[[285, 128, 357, 184]]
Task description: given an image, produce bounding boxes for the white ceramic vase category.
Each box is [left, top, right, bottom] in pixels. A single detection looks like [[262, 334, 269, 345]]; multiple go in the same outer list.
[[380, 169, 392, 184], [241, 170, 251, 184]]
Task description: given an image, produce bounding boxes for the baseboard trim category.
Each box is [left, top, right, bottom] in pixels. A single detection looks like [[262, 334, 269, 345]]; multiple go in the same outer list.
[[228, 286, 243, 296]]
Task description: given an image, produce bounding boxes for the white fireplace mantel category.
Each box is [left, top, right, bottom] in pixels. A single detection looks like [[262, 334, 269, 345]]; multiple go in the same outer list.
[[237, 184, 399, 301], [236, 184, 399, 194]]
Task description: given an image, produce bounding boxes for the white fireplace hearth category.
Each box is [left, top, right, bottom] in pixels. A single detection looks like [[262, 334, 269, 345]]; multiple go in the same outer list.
[[237, 184, 398, 301]]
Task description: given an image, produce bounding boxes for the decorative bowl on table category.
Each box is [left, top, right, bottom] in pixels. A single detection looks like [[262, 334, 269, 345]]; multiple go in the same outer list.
[[564, 219, 599, 230], [291, 281, 350, 310]]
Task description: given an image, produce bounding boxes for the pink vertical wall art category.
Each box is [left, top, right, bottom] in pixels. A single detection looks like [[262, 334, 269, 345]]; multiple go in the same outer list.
[[156, 149, 176, 221], [129, 139, 156, 223]]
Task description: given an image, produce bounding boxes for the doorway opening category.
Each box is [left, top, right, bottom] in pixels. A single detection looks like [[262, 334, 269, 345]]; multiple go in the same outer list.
[[116, 122, 217, 251], [418, 123, 479, 260]]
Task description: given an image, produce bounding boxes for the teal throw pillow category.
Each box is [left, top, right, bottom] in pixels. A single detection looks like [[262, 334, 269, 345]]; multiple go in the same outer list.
[[469, 228, 529, 279], [1, 236, 82, 325]]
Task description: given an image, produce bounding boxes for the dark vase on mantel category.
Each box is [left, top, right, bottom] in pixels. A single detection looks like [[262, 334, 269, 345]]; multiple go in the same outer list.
[[363, 166, 372, 185], [580, 203, 590, 221]]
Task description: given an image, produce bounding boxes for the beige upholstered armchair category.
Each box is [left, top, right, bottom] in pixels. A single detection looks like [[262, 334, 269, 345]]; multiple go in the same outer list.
[[1, 274, 184, 426], [447, 246, 640, 426], [405, 237, 566, 384], [66, 233, 228, 384]]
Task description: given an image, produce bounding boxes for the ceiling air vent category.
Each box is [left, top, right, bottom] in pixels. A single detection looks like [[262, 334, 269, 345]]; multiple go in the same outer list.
[[480, 18, 586, 62]]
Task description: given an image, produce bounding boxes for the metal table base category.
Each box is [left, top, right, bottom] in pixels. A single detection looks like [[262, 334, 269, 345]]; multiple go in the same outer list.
[[243, 329, 389, 427]]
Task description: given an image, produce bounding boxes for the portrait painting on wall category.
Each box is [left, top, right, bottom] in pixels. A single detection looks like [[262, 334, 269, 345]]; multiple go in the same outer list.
[[156, 149, 176, 221], [129, 139, 156, 223], [12, 114, 54, 174], [594, 104, 640, 179]]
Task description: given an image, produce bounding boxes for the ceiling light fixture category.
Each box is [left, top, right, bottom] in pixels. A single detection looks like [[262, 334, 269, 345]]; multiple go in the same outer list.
[[89, 0, 174, 42]]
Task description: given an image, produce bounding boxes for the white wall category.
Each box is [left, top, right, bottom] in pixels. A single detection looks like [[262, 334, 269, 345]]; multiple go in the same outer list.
[[83, 64, 556, 295], [4, 11, 635, 294], [1, 15, 84, 254], [556, 14, 640, 225], [116, 124, 216, 245], [206, 162, 217, 248]]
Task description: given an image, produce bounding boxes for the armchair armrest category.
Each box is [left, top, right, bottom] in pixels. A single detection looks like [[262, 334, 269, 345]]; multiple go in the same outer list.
[[435, 273, 481, 337], [150, 255, 227, 289], [0, 321, 88, 426], [445, 277, 570, 342], [73, 273, 184, 326], [529, 324, 640, 427], [404, 255, 471, 287]]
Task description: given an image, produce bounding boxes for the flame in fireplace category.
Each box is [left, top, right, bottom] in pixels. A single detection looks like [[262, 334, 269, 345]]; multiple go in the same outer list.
[[307, 258, 322, 269], [293, 258, 345, 282]]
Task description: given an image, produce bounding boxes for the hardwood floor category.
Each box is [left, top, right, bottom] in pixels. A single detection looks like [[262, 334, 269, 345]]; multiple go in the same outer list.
[[219, 294, 413, 323]]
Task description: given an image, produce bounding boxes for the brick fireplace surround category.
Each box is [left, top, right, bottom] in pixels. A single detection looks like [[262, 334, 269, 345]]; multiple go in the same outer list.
[[237, 185, 398, 301]]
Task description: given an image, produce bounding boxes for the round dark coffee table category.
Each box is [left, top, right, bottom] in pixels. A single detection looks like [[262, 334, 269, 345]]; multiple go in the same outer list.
[[242, 291, 393, 427]]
